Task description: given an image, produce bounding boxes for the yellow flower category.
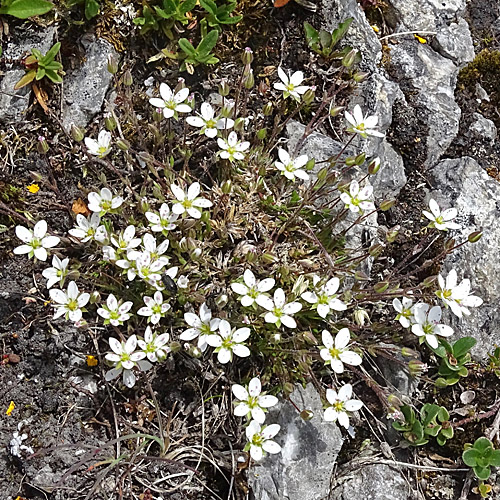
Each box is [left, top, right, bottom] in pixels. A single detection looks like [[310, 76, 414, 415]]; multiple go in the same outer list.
[[86, 355, 98, 367], [6, 400, 15, 416], [414, 34, 427, 44], [27, 184, 40, 193]]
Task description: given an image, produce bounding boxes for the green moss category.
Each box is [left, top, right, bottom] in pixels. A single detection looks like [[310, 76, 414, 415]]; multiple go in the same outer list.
[[0, 182, 23, 203]]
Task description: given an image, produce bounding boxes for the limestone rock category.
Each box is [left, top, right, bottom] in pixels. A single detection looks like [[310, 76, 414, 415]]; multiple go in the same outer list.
[[433, 19, 475, 65], [248, 384, 344, 500], [469, 113, 497, 143]]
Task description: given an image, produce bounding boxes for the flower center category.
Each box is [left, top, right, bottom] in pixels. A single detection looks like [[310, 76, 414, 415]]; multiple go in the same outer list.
[[152, 304, 162, 314], [101, 200, 112, 211], [333, 401, 344, 412], [206, 119, 216, 128], [67, 299, 78, 311], [329, 347, 341, 359], [97, 146, 108, 156]]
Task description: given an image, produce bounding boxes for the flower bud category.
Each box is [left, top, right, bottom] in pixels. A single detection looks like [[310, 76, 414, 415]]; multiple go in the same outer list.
[[300, 409, 314, 421], [468, 231, 482, 243], [387, 393, 403, 407], [354, 308, 370, 327], [302, 86, 316, 105], [386, 228, 399, 243], [175, 77, 186, 93], [373, 281, 389, 293], [305, 158, 315, 171], [140, 197, 149, 213], [408, 359, 428, 377], [262, 102, 273, 115], [218, 79, 230, 96], [260, 252, 277, 264], [153, 107, 163, 122], [241, 47, 254, 65], [317, 167, 328, 181], [342, 48, 359, 68], [283, 382, 294, 396], [170, 341, 182, 353], [422, 275, 437, 287], [257, 128, 267, 140], [70, 123, 85, 142], [368, 244, 384, 257], [329, 105, 345, 117], [355, 152, 366, 165], [354, 270, 370, 281], [379, 199, 396, 211], [187, 93, 195, 111], [221, 179, 232, 194], [37, 135, 49, 154], [401, 347, 419, 358], [107, 54, 118, 75], [89, 291, 101, 304], [301, 330, 318, 345], [353, 71, 369, 83], [345, 156, 356, 166], [215, 294, 228, 308], [184, 343, 202, 358], [104, 113, 117, 131], [444, 238, 455, 252], [243, 69, 254, 89], [368, 157, 381, 174], [190, 248, 202, 260], [234, 117, 245, 132], [116, 138, 130, 151], [122, 69, 133, 86]]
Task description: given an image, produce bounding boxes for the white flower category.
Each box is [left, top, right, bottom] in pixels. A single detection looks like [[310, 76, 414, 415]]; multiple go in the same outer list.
[[231, 270, 275, 307], [245, 420, 281, 461], [319, 329, 362, 373], [171, 182, 213, 219], [49, 281, 90, 323], [411, 303, 454, 349], [97, 294, 133, 326], [13, 220, 60, 261], [42, 255, 70, 289], [323, 384, 363, 429], [340, 180, 375, 214], [232, 377, 278, 424], [138, 326, 170, 362], [301, 275, 347, 318], [137, 291, 171, 324], [422, 199, 461, 231], [392, 297, 414, 328], [275, 148, 309, 182], [273, 67, 309, 101], [145, 203, 178, 233], [85, 130, 112, 157], [186, 102, 234, 138], [142, 233, 170, 267], [105, 335, 150, 388], [217, 131, 250, 162], [135, 252, 165, 283], [177, 275, 189, 289], [206, 319, 251, 364], [257, 288, 302, 328], [180, 303, 221, 352], [149, 83, 191, 119], [87, 187, 123, 215], [9, 422, 33, 457], [110, 225, 142, 253], [69, 213, 106, 243], [344, 105, 384, 138], [436, 269, 483, 318]]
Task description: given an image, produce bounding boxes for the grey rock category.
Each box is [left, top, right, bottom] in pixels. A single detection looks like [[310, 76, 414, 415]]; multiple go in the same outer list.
[[62, 37, 117, 131], [469, 113, 497, 142], [0, 27, 56, 123], [377, 343, 417, 398], [433, 19, 475, 65], [331, 463, 411, 500], [248, 384, 344, 500], [431, 157, 500, 360]]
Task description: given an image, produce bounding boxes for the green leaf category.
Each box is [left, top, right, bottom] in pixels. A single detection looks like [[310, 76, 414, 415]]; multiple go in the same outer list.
[[44, 60, 62, 70], [31, 48, 43, 60], [0, 0, 53, 18], [197, 29, 218, 55], [304, 21, 319, 45], [319, 30, 332, 51], [489, 449, 500, 467], [218, 14, 241, 24], [463, 449, 479, 467], [457, 366, 468, 377], [474, 437, 494, 454], [84, 0, 99, 19], [330, 17, 353, 48], [14, 69, 36, 89], [154, 6, 170, 19], [474, 465, 491, 481], [35, 67, 46, 80], [440, 426, 453, 439], [41, 42, 61, 65], [421, 404, 440, 427], [178, 38, 196, 56], [437, 407, 449, 421], [453, 337, 477, 358], [180, 0, 196, 13], [200, 0, 217, 14], [45, 68, 62, 83]]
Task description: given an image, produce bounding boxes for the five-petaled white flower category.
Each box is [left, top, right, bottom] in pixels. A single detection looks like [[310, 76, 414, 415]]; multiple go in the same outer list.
[[436, 269, 483, 318], [88, 187, 123, 215], [14, 220, 60, 261], [273, 67, 309, 101], [206, 319, 251, 364], [137, 291, 171, 324], [245, 420, 281, 461], [319, 329, 362, 373], [180, 303, 221, 352], [301, 275, 347, 318], [217, 132, 250, 162], [138, 326, 170, 363], [231, 270, 275, 307], [149, 83, 191, 119], [145, 203, 178, 233], [232, 377, 278, 424], [111, 225, 142, 253], [257, 288, 302, 328], [323, 384, 363, 429], [392, 297, 414, 328], [275, 148, 309, 182], [340, 180, 375, 214], [171, 182, 213, 219], [85, 130, 112, 158], [422, 199, 460, 231], [411, 303, 453, 349], [105, 335, 150, 388], [186, 102, 234, 138], [49, 281, 90, 323], [97, 294, 133, 326], [42, 255, 70, 289], [344, 105, 384, 138], [69, 213, 106, 243]]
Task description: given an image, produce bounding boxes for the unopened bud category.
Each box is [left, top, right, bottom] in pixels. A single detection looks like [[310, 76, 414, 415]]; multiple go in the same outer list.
[[444, 238, 455, 251], [368, 157, 381, 174], [122, 69, 133, 86], [218, 79, 230, 96], [116, 138, 130, 151], [317, 167, 328, 181], [379, 199, 396, 211], [262, 102, 273, 115], [187, 93, 195, 110], [302, 86, 316, 105], [354, 270, 370, 281], [305, 158, 315, 171], [191, 248, 202, 260], [153, 108, 163, 122], [37, 135, 49, 154], [243, 69, 254, 89], [368, 244, 384, 257], [90, 291, 101, 304], [330, 105, 345, 117], [422, 275, 437, 287], [386, 228, 399, 243], [170, 341, 182, 353], [468, 231, 482, 243], [140, 197, 149, 213], [215, 294, 228, 308], [401, 347, 419, 358], [353, 70, 369, 83], [260, 252, 277, 264], [300, 409, 314, 421], [241, 47, 254, 65], [355, 152, 366, 165], [345, 156, 356, 166], [283, 382, 294, 396], [107, 54, 118, 75], [302, 330, 318, 345], [185, 343, 202, 358], [234, 117, 245, 132], [221, 179, 232, 194], [373, 281, 390, 293], [354, 308, 370, 327], [104, 113, 117, 131], [387, 393, 403, 407], [70, 123, 85, 142], [342, 48, 359, 68], [175, 77, 186, 93], [408, 359, 428, 377], [257, 128, 267, 140]]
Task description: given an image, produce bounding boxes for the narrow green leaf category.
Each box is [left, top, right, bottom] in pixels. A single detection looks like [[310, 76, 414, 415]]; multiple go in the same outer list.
[[200, 0, 217, 14], [453, 337, 477, 358], [41, 42, 61, 65], [178, 38, 196, 56], [2, 0, 53, 18], [14, 69, 36, 89], [35, 67, 46, 80], [197, 29, 218, 55], [304, 21, 319, 46], [330, 17, 353, 48], [180, 0, 196, 13], [45, 69, 62, 83]]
